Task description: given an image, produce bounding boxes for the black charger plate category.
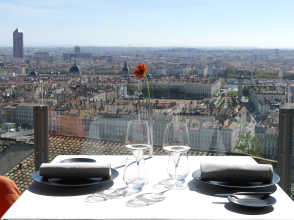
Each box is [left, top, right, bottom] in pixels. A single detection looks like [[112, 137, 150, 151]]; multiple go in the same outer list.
[[32, 169, 118, 187], [228, 194, 276, 208], [32, 157, 118, 187], [192, 169, 280, 189]]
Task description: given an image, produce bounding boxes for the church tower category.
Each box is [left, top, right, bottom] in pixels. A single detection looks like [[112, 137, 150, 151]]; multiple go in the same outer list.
[[122, 61, 129, 77]]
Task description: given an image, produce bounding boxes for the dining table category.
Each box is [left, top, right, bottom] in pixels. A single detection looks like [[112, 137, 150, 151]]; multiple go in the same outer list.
[[2, 155, 294, 220]]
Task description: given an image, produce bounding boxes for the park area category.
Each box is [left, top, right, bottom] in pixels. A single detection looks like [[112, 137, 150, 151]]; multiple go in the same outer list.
[[227, 91, 238, 96]]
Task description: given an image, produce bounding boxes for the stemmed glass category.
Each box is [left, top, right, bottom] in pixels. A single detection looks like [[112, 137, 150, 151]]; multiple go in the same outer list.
[[167, 151, 189, 183], [163, 122, 190, 190], [125, 120, 150, 185]]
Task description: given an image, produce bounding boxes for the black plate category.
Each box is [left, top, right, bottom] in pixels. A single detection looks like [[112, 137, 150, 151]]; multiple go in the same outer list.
[[60, 158, 96, 163], [228, 194, 276, 208], [192, 169, 280, 189], [32, 169, 118, 187]]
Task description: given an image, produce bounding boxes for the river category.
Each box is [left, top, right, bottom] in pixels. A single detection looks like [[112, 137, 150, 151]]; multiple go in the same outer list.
[[223, 83, 244, 90]]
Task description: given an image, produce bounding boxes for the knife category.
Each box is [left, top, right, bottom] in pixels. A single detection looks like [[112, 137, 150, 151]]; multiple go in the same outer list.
[[215, 192, 272, 197]]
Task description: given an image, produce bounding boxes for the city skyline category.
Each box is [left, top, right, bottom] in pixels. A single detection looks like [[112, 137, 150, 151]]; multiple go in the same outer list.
[[0, 0, 294, 48]]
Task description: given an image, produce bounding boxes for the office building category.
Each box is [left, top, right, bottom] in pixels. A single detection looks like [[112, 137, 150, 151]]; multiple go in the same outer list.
[[74, 46, 80, 54], [13, 28, 24, 58], [275, 49, 279, 57]]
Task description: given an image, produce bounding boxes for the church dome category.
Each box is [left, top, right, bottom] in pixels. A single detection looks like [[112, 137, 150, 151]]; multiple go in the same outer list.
[[69, 62, 81, 73], [28, 68, 39, 77]]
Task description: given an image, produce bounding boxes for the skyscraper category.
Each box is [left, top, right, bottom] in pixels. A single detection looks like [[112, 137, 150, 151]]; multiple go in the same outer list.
[[74, 46, 80, 54], [275, 49, 279, 57], [13, 28, 24, 58]]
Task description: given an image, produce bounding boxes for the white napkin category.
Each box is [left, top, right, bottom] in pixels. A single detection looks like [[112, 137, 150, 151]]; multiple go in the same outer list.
[[200, 163, 273, 183], [39, 162, 111, 179]]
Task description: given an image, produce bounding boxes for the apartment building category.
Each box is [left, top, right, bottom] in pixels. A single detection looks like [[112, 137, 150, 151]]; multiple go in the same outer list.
[[98, 110, 138, 140], [255, 125, 278, 161], [149, 79, 221, 98], [4, 105, 17, 123], [172, 67, 189, 75], [153, 115, 173, 145], [16, 103, 36, 125], [0, 71, 15, 77], [249, 86, 287, 113]]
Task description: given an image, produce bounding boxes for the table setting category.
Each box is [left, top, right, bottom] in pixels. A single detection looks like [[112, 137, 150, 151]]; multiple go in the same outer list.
[[2, 121, 294, 220]]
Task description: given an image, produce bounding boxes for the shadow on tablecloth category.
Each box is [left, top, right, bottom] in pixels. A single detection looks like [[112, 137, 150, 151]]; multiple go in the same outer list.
[[84, 187, 142, 203], [125, 192, 167, 208], [28, 180, 114, 196], [224, 202, 274, 215]]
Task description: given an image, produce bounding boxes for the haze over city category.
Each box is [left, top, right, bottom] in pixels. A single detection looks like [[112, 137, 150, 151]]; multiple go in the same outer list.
[[1, 0, 294, 48]]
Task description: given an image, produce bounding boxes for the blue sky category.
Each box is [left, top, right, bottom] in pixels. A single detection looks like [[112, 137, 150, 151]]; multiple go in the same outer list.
[[1, 0, 294, 48]]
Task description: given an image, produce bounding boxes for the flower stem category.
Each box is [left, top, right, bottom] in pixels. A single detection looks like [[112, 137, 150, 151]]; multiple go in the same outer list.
[[145, 75, 151, 106]]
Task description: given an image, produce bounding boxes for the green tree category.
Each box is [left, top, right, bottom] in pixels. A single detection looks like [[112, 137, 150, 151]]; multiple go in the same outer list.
[[82, 70, 92, 75], [246, 111, 251, 123], [221, 80, 226, 86], [243, 86, 249, 96], [227, 98, 232, 108], [127, 88, 135, 95], [60, 68, 69, 75], [0, 68, 13, 73], [221, 93, 226, 98], [224, 67, 235, 78], [231, 97, 238, 106], [188, 69, 198, 75], [283, 73, 294, 80], [95, 70, 122, 75], [254, 70, 279, 80], [235, 131, 263, 157]]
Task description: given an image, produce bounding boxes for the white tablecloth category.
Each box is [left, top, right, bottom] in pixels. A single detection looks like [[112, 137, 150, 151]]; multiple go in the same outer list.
[[2, 155, 294, 220]]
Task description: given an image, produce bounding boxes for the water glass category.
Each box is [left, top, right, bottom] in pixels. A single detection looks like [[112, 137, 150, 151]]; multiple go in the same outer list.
[[123, 156, 148, 190], [125, 120, 150, 160], [163, 122, 190, 190], [167, 152, 189, 183]]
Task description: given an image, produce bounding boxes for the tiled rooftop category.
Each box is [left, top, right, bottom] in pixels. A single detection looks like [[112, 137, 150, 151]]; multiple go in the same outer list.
[[3, 135, 277, 194], [0, 138, 16, 155]]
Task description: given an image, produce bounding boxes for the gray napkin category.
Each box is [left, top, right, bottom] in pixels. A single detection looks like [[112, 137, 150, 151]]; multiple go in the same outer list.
[[39, 162, 111, 179], [200, 163, 273, 183]]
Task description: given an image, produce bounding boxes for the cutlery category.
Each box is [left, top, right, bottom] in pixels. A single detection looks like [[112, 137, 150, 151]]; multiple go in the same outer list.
[[215, 192, 272, 197]]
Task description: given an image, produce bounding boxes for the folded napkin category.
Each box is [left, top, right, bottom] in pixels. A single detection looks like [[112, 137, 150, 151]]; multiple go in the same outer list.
[[39, 162, 111, 179], [200, 163, 273, 183]]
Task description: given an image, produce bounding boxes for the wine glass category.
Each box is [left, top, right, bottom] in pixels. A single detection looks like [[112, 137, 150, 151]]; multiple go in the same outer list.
[[124, 156, 148, 190], [167, 151, 189, 183], [125, 120, 150, 184], [163, 122, 190, 190]]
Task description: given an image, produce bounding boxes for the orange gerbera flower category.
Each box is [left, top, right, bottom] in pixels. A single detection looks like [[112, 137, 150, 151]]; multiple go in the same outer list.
[[134, 64, 147, 78]]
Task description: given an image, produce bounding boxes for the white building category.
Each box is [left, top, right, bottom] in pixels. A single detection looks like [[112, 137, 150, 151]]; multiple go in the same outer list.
[[207, 64, 214, 76], [172, 67, 189, 75], [0, 71, 15, 77], [16, 103, 36, 125], [149, 79, 222, 98]]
